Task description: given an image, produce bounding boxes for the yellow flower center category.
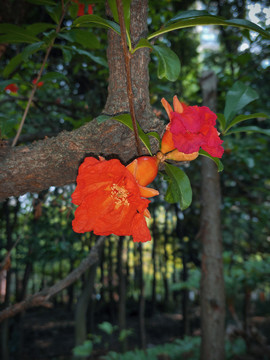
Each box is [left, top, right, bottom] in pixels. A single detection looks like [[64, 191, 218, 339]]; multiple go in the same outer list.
[[110, 183, 129, 208]]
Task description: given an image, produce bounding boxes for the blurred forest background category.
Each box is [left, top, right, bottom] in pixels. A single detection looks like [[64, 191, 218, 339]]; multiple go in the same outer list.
[[0, 0, 270, 359]]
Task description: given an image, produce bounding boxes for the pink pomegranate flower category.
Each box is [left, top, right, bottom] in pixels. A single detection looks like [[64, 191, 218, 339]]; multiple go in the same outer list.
[[161, 96, 224, 158]]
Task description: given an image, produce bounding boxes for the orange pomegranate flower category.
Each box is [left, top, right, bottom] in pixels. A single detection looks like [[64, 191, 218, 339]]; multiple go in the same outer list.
[[72, 157, 158, 242]]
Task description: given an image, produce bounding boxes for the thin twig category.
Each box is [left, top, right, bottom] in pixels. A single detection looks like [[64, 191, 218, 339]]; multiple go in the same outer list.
[[0, 236, 106, 323], [116, 0, 143, 156], [11, 3, 69, 147]]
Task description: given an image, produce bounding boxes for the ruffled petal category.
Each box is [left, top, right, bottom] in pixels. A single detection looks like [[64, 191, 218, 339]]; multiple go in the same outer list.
[[161, 97, 173, 121], [131, 213, 152, 242]]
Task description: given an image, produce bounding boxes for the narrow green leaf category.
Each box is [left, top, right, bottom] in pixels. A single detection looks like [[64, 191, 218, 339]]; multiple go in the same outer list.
[[147, 10, 270, 40], [224, 81, 259, 124], [70, 47, 108, 67], [41, 71, 69, 83], [0, 24, 40, 43], [132, 38, 153, 53], [69, 2, 79, 19], [224, 112, 268, 133], [96, 114, 152, 154], [3, 53, 23, 78], [73, 15, 120, 35], [26, 22, 56, 35], [147, 131, 161, 146], [58, 29, 101, 49], [226, 126, 270, 136], [199, 149, 224, 172], [108, 0, 131, 31], [217, 113, 226, 132], [153, 45, 181, 82], [61, 48, 73, 63], [46, 4, 62, 24], [25, 0, 56, 5], [112, 114, 152, 155], [21, 42, 45, 61], [165, 163, 192, 210]]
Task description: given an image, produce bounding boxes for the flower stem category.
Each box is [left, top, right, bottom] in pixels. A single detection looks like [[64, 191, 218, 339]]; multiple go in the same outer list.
[[116, 0, 143, 156], [12, 1, 69, 147]]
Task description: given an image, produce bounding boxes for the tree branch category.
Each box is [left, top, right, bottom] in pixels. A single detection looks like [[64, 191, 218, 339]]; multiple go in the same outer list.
[[0, 236, 106, 323], [11, 2, 69, 147], [116, 0, 143, 156]]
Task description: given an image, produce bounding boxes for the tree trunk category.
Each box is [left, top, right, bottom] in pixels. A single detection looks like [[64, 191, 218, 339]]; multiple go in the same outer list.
[[108, 238, 115, 323], [163, 210, 169, 307], [74, 263, 97, 346], [0, 0, 162, 201], [117, 237, 127, 352], [138, 244, 146, 349], [151, 206, 157, 315], [199, 71, 225, 360]]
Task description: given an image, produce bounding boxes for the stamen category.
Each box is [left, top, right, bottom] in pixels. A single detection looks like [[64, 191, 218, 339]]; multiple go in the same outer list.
[[110, 183, 129, 207]]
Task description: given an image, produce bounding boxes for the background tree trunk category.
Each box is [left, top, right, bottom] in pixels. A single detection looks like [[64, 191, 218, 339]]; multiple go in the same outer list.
[[74, 263, 97, 347], [199, 71, 225, 360], [117, 237, 127, 352], [138, 244, 146, 349]]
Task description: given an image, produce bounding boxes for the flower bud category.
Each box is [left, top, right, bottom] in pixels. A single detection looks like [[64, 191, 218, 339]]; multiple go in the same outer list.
[[165, 149, 198, 162], [126, 156, 159, 186], [160, 130, 175, 154]]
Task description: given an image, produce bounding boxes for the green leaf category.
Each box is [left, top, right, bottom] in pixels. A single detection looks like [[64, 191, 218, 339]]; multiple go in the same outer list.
[[41, 71, 69, 83], [61, 48, 73, 63], [226, 126, 270, 136], [153, 45, 181, 82], [73, 15, 120, 35], [0, 24, 40, 43], [72, 340, 93, 357], [224, 113, 268, 133], [217, 113, 226, 132], [147, 10, 270, 40], [147, 131, 161, 146], [3, 42, 45, 80], [25, 0, 56, 5], [26, 22, 56, 35], [3, 53, 23, 78], [21, 42, 45, 61], [199, 149, 224, 172], [132, 38, 153, 53], [46, 4, 62, 24], [165, 163, 192, 210], [112, 114, 152, 155], [108, 0, 131, 31], [97, 114, 153, 155], [58, 29, 101, 49], [70, 47, 108, 67], [69, 2, 79, 19], [98, 321, 116, 335], [224, 81, 259, 125]]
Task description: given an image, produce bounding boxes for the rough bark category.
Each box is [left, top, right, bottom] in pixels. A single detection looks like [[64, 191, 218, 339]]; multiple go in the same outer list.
[[0, 0, 162, 202], [199, 71, 225, 360]]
